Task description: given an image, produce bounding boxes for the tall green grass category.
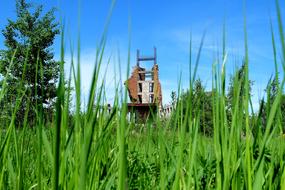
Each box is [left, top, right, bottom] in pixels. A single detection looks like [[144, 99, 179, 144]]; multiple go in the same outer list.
[[0, 0, 285, 189]]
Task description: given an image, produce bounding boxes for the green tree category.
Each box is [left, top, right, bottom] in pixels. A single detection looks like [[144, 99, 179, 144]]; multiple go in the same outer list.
[[227, 63, 253, 111], [0, 0, 60, 125], [170, 91, 177, 108], [259, 77, 285, 134], [226, 63, 253, 129], [179, 78, 213, 135], [192, 79, 213, 135]]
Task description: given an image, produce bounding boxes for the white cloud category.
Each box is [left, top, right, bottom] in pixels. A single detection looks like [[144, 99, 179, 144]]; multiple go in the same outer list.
[[56, 46, 129, 109]]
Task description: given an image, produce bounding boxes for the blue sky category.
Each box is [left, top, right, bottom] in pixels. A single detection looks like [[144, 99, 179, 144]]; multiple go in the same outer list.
[[1, 0, 285, 110]]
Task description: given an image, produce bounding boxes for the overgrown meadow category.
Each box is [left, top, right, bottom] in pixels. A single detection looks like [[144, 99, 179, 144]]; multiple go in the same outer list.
[[1, 0, 285, 189]]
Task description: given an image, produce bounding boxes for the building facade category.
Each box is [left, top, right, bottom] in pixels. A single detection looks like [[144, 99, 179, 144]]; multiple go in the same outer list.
[[125, 47, 162, 122]]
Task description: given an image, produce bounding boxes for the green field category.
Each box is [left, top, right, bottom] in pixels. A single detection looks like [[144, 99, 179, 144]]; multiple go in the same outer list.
[[1, 0, 285, 190]]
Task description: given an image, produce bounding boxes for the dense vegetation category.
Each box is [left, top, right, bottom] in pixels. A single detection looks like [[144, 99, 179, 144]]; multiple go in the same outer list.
[[0, 0, 60, 125], [1, 0, 285, 189]]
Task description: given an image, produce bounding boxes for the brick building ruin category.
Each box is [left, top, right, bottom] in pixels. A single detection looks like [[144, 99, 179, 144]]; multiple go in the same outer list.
[[125, 47, 162, 122]]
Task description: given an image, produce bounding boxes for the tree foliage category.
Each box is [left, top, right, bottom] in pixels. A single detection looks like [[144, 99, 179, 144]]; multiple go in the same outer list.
[[0, 0, 60, 125], [226, 63, 253, 113], [259, 77, 285, 133], [178, 78, 213, 135]]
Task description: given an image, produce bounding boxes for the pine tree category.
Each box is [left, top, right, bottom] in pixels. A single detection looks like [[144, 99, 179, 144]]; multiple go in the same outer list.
[[0, 0, 60, 125]]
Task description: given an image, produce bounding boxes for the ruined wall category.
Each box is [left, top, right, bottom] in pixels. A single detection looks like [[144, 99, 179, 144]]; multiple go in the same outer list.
[[125, 66, 139, 103], [126, 48, 163, 123], [152, 64, 162, 105], [125, 66, 147, 103], [141, 81, 150, 103], [126, 64, 162, 105]]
